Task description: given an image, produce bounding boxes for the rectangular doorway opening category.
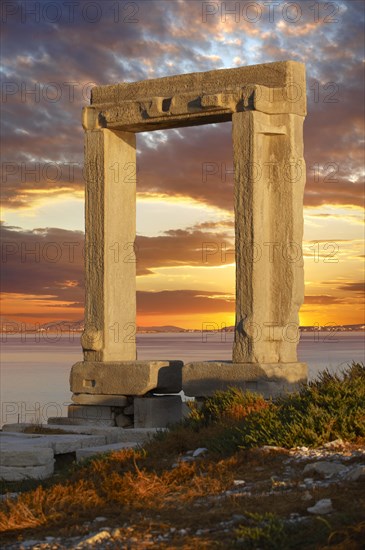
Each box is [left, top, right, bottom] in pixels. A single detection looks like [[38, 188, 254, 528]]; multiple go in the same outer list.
[[135, 122, 235, 363]]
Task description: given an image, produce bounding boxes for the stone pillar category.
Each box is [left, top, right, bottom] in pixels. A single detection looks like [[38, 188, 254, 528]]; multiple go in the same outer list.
[[69, 109, 183, 398], [232, 111, 306, 364], [182, 108, 307, 398], [81, 121, 137, 362]]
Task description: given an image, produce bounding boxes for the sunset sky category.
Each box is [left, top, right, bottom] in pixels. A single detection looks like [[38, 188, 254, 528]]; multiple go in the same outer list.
[[1, 0, 364, 330]]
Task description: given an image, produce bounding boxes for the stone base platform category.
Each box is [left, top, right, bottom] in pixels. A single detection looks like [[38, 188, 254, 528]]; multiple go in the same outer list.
[[48, 395, 187, 429], [182, 362, 307, 398], [0, 425, 162, 480], [70, 360, 183, 395]]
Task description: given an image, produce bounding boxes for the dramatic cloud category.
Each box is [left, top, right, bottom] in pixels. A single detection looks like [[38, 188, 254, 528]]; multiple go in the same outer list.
[[1, 222, 234, 316], [137, 290, 234, 315], [2, 222, 361, 322], [336, 282, 365, 294], [2, 0, 364, 211], [1, 0, 364, 325], [136, 225, 234, 275], [1, 223, 85, 311]]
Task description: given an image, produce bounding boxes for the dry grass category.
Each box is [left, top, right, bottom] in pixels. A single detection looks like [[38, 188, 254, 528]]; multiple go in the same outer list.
[[1, 445, 364, 548], [0, 480, 102, 531]]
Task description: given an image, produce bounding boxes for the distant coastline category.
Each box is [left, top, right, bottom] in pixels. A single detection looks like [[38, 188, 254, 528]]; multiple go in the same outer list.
[[1, 319, 364, 334]]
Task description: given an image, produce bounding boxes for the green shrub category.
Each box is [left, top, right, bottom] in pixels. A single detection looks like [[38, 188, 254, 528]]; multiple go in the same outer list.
[[235, 512, 288, 549], [187, 387, 268, 427], [184, 362, 365, 452], [235, 362, 365, 449]]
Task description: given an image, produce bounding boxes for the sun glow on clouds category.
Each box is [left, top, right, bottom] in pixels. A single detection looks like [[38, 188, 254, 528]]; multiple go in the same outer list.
[[2, 198, 363, 327], [2, 0, 364, 327], [304, 205, 364, 239], [137, 195, 230, 237], [3, 194, 85, 232], [137, 265, 235, 294], [1, 293, 84, 321], [276, 20, 319, 37]]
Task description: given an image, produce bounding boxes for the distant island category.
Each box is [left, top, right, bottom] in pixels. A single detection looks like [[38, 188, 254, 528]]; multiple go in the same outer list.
[[1, 318, 364, 333], [137, 324, 365, 333]]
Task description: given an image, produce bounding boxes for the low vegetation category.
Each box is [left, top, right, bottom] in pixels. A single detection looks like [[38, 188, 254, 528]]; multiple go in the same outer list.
[[0, 362, 364, 548], [149, 362, 365, 457]]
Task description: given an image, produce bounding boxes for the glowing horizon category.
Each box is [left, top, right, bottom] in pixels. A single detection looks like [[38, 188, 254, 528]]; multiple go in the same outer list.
[[1, 1, 364, 330]]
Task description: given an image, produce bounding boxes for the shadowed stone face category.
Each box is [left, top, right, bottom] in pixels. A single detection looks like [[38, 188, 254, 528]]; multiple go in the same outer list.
[[70, 60, 307, 399]]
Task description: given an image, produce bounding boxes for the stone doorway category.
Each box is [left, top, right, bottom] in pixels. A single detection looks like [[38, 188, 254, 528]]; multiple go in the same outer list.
[[70, 61, 308, 427]]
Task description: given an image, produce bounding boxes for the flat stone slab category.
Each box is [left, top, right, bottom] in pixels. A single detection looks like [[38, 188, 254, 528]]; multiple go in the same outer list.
[[0, 462, 54, 481], [68, 404, 115, 421], [0, 428, 157, 481], [13, 433, 108, 454], [0, 434, 55, 481], [182, 362, 307, 397], [0, 445, 54, 467], [76, 441, 139, 462], [0, 434, 47, 446], [51, 434, 108, 454], [2, 424, 164, 444], [0, 431, 107, 458], [54, 426, 161, 444], [70, 360, 183, 395], [48, 416, 115, 427], [71, 394, 129, 406], [0, 432, 57, 451], [1, 424, 65, 434]]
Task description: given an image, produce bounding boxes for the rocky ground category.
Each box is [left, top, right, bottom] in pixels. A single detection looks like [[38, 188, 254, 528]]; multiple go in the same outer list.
[[1, 439, 364, 549]]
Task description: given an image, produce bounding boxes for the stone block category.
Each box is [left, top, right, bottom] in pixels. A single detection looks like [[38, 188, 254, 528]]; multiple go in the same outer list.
[[123, 404, 134, 415], [50, 434, 107, 454], [0, 462, 54, 481], [303, 462, 348, 477], [70, 360, 183, 395], [0, 447, 54, 467], [79, 435, 108, 449], [71, 394, 128, 406], [115, 413, 133, 428], [44, 422, 164, 444], [0, 434, 55, 481], [345, 465, 365, 481], [134, 396, 184, 428], [91, 61, 306, 133], [182, 362, 307, 398], [307, 499, 333, 515], [0, 432, 52, 446], [48, 416, 116, 427], [1, 424, 35, 433], [1, 432, 109, 456], [93, 61, 299, 103], [68, 404, 114, 421], [2, 423, 163, 445]]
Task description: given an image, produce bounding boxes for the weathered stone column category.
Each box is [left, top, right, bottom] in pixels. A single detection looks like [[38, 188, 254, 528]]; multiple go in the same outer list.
[[70, 109, 183, 398], [81, 112, 137, 362], [232, 110, 306, 364]]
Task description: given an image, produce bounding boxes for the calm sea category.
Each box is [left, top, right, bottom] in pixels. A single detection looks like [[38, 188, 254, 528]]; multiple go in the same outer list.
[[1, 332, 364, 426]]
